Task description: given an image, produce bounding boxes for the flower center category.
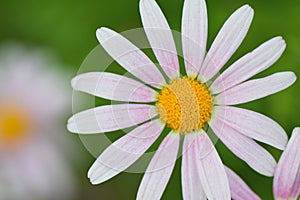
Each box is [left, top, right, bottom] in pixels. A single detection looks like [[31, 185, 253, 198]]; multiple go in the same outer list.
[[156, 77, 213, 134], [0, 103, 32, 149]]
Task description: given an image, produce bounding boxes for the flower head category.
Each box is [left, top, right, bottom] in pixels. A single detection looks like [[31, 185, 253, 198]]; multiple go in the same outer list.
[[68, 0, 296, 199], [156, 76, 213, 133]]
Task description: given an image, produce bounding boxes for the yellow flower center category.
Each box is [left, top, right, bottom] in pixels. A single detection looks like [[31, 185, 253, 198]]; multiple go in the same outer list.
[[0, 103, 32, 149], [156, 77, 213, 134]]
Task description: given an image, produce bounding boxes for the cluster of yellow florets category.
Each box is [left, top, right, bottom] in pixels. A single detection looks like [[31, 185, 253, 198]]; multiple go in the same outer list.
[[156, 77, 213, 134]]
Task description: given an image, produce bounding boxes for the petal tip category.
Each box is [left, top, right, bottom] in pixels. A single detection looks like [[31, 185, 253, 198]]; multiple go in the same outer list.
[[273, 36, 285, 44], [96, 28, 103, 37], [242, 4, 254, 18], [275, 37, 287, 51], [96, 27, 107, 34], [70, 76, 77, 89], [88, 171, 105, 185], [89, 177, 100, 185], [87, 168, 94, 179], [67, 121, 78, 133], [139, 0, 149, 9], [291, 127, 300, 141], [278, 36, 285, 41], [243, 4, 253, 10], [293, 127, 300, 134], [96, 27, 113, 43], [289, 72, 297, 83]]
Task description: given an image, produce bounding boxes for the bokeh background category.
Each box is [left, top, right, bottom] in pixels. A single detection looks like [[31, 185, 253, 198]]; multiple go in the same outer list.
[[0, 0, 299, 199]]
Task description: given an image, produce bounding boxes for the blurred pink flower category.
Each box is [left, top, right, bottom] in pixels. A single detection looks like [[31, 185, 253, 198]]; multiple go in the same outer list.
[[0, 44, 76, 200]]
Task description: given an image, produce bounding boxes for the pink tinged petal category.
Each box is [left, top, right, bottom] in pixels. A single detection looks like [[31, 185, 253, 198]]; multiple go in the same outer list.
[[88, 119, 165, 184], [181, 132, 206, 200], [273, 128, 300, 199], [67, 104, 157, 134], [71, 72, 158, 102], [216, 72, 296, 105], [210, 37, 286, 94], [225, 166, 261, 200], [214, 106, 288, 150], [140, 0, 180, 79], [196, 131, 231, 200], [199, 5, 254, 82], [209, 117, 276, 176], [96, 28, 165, 88], [182, 0, 207, 77], [290, 166, 300, 198], [137, 132, 180, 200]]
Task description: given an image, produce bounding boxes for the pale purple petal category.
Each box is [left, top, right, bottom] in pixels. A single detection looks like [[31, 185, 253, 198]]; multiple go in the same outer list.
[[290, 166, 300, 199], [181, 132, 206, 200], [96, 27, 165, 88], [216, 72, 296, 105], [196, 131, 230, 199], [210, 37, 286, 94], [225, 166, 261, 200], [213, 106, 287, 150], [71, 72, 158, 102], [88, 119, 165, 184], [209, 117, 276, 176], [182, 0, 207, 76], [137, 132, 180, 200], [67, 104, 156, 134], [273, 128, 300, 199], [140, 0, 180, 79], [199, 5, 253, 82]]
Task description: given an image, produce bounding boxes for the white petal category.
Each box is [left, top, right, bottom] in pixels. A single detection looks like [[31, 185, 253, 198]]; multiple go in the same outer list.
[[216, 72, 296, 105], [273, 128, 300, 199], [67, 104, 157, 134], [225, 166, 261, 200], [199, 5, 254, 82], [96, 27, 165, 88], [137, 132, 180, 200], [182, 0, 207, 76], [196, 131, 230, 200], [140, 0, 180, 79], [213, 106, 287, 150], [181, 132, 206, 200], [71, 72, 158, 102], [210, 37, 286, 94], [209, 117, 276, 176], [88, 119, 164, 184]]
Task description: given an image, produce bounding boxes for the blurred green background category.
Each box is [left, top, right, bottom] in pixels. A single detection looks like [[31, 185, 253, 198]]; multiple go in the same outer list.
[[1, 0, 299, 199]]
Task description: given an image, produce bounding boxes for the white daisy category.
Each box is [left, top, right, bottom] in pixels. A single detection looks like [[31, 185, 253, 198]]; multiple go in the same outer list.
[[224, 128, 300, 200], [0, 44, 76, 200], [68, 0, 296, 199]]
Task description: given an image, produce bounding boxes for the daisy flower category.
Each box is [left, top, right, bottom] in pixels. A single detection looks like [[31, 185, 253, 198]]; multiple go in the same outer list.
[[224, 128, 300, 200], [68, 0, 296, 199], [0, 44, 76, 200]]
